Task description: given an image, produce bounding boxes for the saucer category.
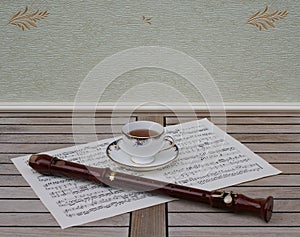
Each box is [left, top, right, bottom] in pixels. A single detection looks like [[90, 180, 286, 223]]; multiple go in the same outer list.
[[117, 138, 174, 164], [106, 139, 179, 171]]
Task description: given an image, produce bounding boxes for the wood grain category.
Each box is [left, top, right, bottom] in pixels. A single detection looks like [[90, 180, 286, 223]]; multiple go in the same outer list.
[[255, 153, 300, 163], [130, 205, 166, 237], [1, 111, 299, 118], [231, 134, 300, 142], [221, 125, 300, 133], [168, 213, 300, 226], [2, 133, 300, 143], [165, 112, 300, 235], [0, 143, 78, 153], [1, 142, 299, 154], [0, 213, 129, 227], [1, 152, 299, 164], [2, 163, 299, 175], [243, 143, 300, 152], [0, 134, 115, 143], [1, 199, 298, 213], [167, 199, 300, 212], [1, 111, 300, 237], [1, 174, 298, 187], [0, 112, 129, 118], [169, 227, 300, 237], [0, 125, 122, 134], [0, 187, 38, 198], [129, 115, 166, 237], [166, 116, 300, 125], [0, 228, 129, 237], [0, 117, 135, 125], [2, 186, 299, 199]]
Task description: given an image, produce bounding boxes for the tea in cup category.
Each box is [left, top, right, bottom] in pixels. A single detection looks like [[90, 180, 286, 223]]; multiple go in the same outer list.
[[120, 121, 174, 164]]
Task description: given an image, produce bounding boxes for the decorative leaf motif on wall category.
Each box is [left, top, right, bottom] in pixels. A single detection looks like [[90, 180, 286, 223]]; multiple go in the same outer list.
[[142, 16, 152, 25], [8, 6, 49, 31], [247, 5, 288, 31]]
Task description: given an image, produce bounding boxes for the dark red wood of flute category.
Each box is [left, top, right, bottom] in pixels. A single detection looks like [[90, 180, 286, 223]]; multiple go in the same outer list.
[[29, 154, 274, 222]]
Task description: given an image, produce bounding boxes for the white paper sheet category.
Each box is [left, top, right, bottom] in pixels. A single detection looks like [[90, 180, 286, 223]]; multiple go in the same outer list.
[[12, 119, 281, 228]]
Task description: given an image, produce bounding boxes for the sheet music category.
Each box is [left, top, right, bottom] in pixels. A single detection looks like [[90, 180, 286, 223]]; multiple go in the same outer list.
[[12, 119, 281, 228], [145, 119, 281, 190]]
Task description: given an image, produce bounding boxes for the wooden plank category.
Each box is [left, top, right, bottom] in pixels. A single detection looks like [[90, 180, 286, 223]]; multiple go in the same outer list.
[[0, 164, 21, 174], [2, 186, 299, 199], [0, 134, 115, 143], [1, 152, 300, 164], [1, 111, 300, 118], [222, 125, 300, 133], [167, 199, 300, 213], [0, 213, 129, 227], [0, 154, 278, 168], [0, 154, 31, 163], [2, 163, 299, 175], [0, 153, 286, 164], [129, 115, 166, 237], [0, 125, 123, 134], [231, 134, 300, 143], [2, 143, 298, 156], [0, 141, 123, 153], [1, 112, 299, 236], [0, 153, 300, 163], [167, 119, 300, 133], [0, 176, 35, 186], [0, 143, 79, 153], [227, 186, 300, 198], [140, 112, 300, 117], [256, 153, 300, 163], [168, 212, 300, 226], [0, 112, 123, 118], [0, 228, 128, 237], [130, 205, 166, 237], [1, 199, 298, 213], [1, 142, 299, 154], [1, 174, 299, 187], [166, 117, 300, 125], [243, 143, 300, 152], [272, 164, 300, 174], [169, 227, 300, 237], [1, 120, 300, 137], [0, 200, 48, 212], [237, 175, 300, 186], [0, 187, 38, 198], [0, 117, 135, 125], [2, 152, 128, 164]]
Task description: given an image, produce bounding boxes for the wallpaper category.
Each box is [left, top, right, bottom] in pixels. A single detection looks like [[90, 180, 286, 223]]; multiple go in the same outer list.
[[0, 0, 299, 103]]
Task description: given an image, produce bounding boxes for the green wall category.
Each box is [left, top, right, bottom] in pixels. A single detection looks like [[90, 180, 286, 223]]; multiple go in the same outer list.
[[0, 0, 299, 103]]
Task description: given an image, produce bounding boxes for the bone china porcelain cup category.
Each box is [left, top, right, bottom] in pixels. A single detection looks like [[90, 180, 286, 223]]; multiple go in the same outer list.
[[121, 121, 174, 164]]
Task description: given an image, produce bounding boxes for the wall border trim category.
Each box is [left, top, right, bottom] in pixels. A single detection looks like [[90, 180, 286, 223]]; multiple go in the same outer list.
[[0, 103, 299, 112]]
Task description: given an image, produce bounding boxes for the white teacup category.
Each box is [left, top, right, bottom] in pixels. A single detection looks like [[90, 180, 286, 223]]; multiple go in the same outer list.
[[120, 121, 174, 164]]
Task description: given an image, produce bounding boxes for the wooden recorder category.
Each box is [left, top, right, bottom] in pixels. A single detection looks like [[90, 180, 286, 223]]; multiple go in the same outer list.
[[29, 154, 274, 222]]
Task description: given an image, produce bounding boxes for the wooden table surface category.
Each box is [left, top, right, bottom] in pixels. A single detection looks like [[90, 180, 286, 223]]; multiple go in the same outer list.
[[0, 111, 299, 237]]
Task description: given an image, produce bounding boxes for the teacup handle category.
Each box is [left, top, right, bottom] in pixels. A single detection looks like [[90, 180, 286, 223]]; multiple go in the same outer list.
[[158, 135, 175, 153]]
